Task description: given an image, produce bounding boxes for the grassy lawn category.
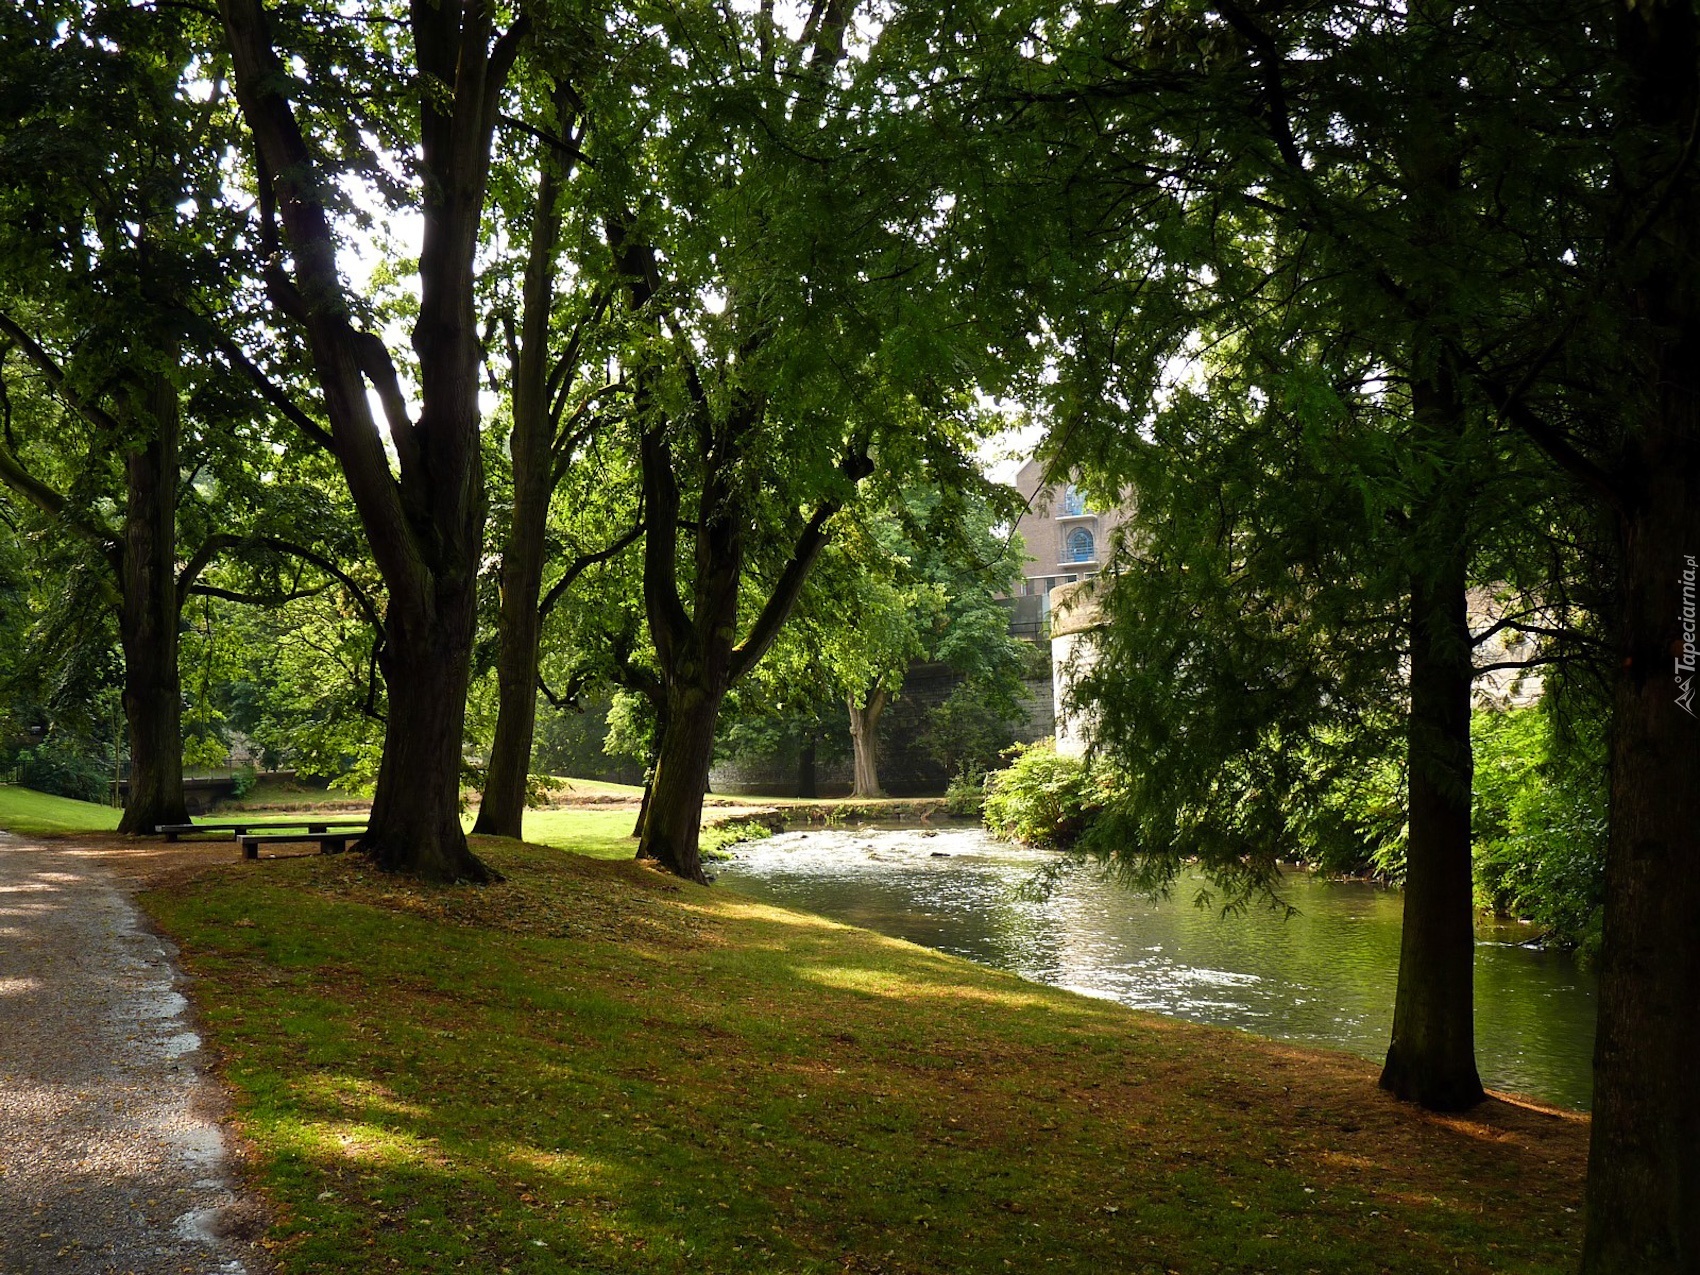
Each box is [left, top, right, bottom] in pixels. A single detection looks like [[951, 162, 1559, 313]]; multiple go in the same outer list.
[[514, 808, 639, 860], [0, 785, 122, 836], [142, 837, 1587, 1275]]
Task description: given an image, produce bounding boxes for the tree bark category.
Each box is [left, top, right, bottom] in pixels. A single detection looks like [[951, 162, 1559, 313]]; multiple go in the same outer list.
[[1580, 8, 1700, 1267], [1582, 413, 1700, 1272], [636, 683, 724, 883], [115, 369, 188, 834], [362, 575, 489, 881], [1379, 361, 1483, 1111], [1379, 552, 1483, 1110], [847, 686, 888, 798], [472, 122, 567, 840]]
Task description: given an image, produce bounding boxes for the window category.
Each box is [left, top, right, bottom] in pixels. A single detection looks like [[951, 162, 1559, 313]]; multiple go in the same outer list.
[[1061, 483, 1086, 516], [1064, 527, 1095, 563]]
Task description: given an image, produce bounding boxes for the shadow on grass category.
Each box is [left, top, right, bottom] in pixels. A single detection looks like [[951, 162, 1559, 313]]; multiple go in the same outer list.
[[143, 838, 1588, 1275]]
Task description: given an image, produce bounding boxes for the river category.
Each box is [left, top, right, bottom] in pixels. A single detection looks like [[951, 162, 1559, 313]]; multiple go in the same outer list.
[[714, 826, 1598, 1111]]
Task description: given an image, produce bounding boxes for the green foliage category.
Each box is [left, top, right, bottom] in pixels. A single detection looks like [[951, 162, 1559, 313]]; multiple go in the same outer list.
[[982, 739, 1102, 849], [12, 735, 110, 804], [1471, 705, 1608, 958], [925, 684, 1027, 780], [943, 767, 988, 818], [700, 817, 777, 859]]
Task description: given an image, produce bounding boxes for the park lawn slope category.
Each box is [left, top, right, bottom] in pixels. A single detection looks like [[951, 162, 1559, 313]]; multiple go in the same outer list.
[[142, 839, 1586, 1275], [0, 785, 122, 836]]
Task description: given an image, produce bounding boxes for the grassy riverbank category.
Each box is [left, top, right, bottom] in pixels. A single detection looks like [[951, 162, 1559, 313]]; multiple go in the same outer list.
[[140, 835, 1587, 1275]]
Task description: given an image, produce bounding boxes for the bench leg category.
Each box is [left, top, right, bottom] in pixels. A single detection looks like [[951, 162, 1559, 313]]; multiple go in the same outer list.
[[242, 839, 259, 861], [321, 837, 347, 855]]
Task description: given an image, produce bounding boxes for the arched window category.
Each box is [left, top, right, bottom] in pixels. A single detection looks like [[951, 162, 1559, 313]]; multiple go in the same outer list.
[[1065, 527, 1095, 563], [1062, 483, 1086, 516]]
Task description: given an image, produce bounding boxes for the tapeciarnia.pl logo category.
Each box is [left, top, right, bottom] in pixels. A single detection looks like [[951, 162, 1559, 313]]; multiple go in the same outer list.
[[1679, 554, 1698, 718]]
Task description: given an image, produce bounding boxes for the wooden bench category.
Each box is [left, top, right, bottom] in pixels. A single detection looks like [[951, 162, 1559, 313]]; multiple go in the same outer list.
[[238, 829, 366, 860], [155, 819, 368, 843]]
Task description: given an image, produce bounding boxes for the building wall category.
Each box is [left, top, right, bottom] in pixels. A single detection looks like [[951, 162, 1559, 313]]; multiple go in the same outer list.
[[1008, 459, 1131, 603]]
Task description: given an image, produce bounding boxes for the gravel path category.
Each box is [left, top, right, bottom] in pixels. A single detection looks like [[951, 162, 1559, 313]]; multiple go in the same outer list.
[[0, 834, 267, 1275]]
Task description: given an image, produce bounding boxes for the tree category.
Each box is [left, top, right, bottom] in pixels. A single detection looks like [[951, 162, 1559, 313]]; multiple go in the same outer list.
[[574, 0, 1026, 881], [0, 0, 347, 832], [783, 482, 1030, 798], [216, 0, 531, 879]]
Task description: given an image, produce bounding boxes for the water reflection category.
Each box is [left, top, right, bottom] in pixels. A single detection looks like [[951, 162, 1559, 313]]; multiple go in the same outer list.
[[715, 827, 1598, 1111]]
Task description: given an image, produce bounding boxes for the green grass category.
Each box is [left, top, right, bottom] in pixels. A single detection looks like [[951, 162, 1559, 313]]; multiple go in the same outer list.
[[514, 808, 639, 859], [0, 784, 122, 836], [142, 837, 1588, 1275]]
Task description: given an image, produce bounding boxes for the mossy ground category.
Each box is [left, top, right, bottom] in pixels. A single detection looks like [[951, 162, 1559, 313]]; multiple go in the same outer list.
[[140, 836, 1587, 1275]]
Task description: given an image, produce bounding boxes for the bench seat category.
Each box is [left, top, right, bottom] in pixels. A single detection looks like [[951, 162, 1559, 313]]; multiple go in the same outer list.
[[238, 829, 366, 860], [156, 819, 367, 842]]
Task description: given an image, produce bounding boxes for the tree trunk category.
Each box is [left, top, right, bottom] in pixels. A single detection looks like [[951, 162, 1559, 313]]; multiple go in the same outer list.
[[220, 0, 520, 882], [636, 684, 723, 884], [363, 585, 492, 882], [797, 734, 817, 799], [848, 686, 888, 798], [1380, 364, 1483, 1112], [1580, 304, 1700, 1274], [1380, 555, 1483, 1110], [472, 101, 570, 841], [632, 776, 653, 839], [116, 371, 188, 835], [472, 607, 541, 838]]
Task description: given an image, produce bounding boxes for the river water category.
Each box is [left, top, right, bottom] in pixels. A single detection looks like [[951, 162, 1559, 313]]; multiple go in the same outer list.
[[715, 826, 1598, 1111]]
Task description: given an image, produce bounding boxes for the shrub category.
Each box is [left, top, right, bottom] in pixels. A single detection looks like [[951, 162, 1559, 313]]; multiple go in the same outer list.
[[943, 767, 987, 818], [1472, 705, 1607, 958], [701, 816, 778, 860], [18, 737, 111, 805], [982, 740, 1101, 849]]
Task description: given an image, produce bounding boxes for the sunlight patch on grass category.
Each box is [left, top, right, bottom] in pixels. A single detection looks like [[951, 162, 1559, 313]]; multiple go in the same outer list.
[[292, 1074, 432, 1120], [696, 897, 853, 930], [503, 1144, 612, 1186], [272, 1115, 445, 1168], [796, 962, 1070, 1011]]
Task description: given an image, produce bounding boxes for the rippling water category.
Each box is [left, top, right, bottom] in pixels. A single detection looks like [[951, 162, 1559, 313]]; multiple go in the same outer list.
[[715, 826, 1598, 1111]]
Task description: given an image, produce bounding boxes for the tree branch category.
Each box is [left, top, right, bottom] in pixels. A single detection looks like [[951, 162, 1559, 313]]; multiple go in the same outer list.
[[537, 519, 645, 622], [728, 443, 873, 685], [0, 311, 123, 434]]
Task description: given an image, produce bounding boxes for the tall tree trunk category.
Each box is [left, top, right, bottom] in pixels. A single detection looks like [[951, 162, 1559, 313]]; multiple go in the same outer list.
[[220, 0, 521, 883], [847, 686, 888, 798], [1380, 555, 1483, 1110], [1583, 422, 1700, 1272], [1581, 9, 1700, 1268], [116, 370, 188, 835], [636, 683, 724, 884], [472, 94, 571, 841], [1581, 229, 1700, 1275], [1380, 366, 1483, 1112]]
